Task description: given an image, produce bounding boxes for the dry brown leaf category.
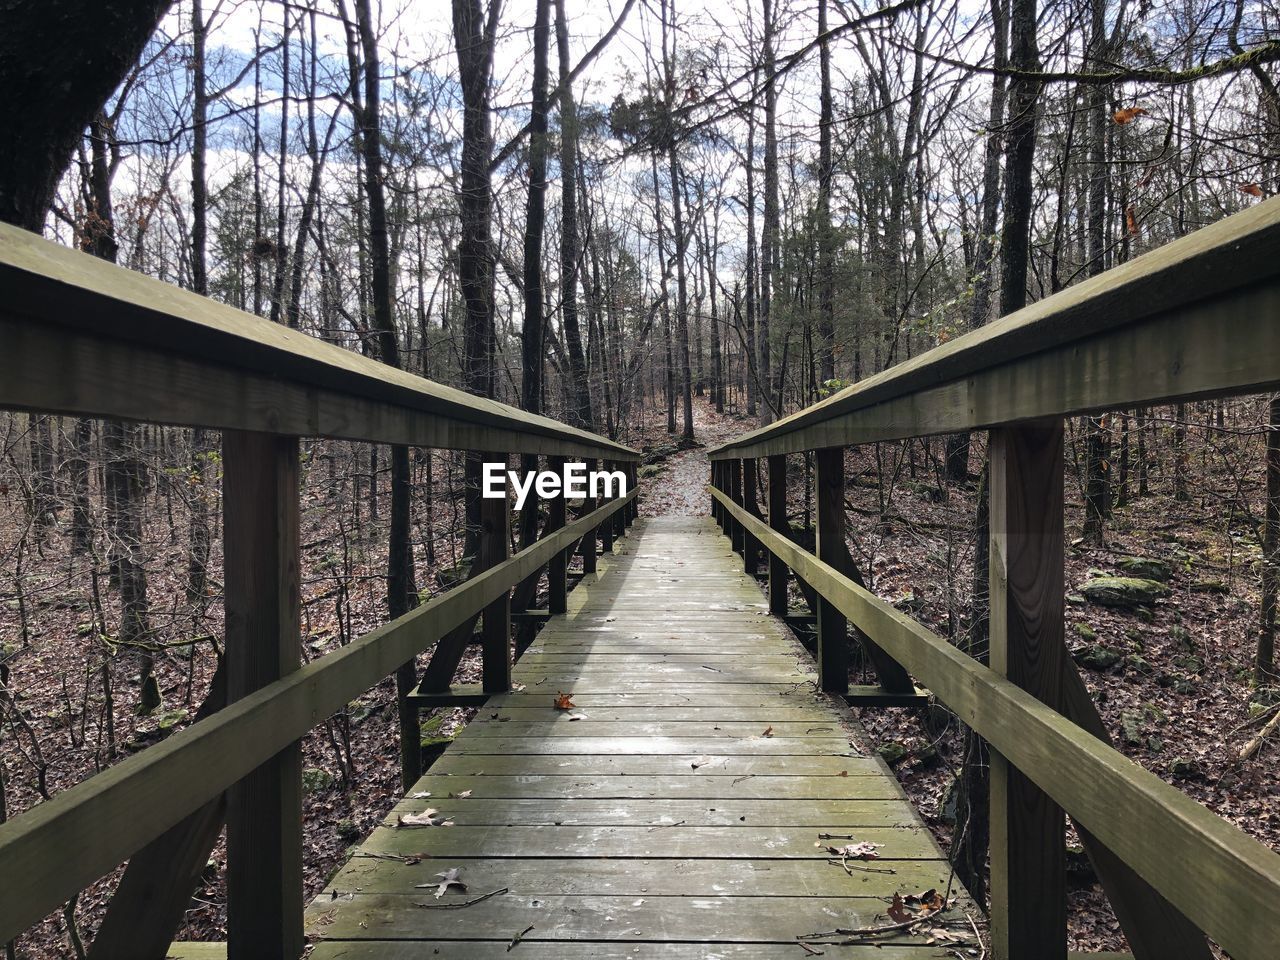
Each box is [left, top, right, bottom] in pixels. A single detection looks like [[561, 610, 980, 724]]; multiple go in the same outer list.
[[554, 691, 575, 710], [888, 892, 913, 923], [762, 725, 774, 738], [1239, 182, 1264, 198], [1125, 203, 1139, 237]]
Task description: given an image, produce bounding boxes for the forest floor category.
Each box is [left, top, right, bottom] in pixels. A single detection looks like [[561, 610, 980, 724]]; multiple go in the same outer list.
[[2, 396, 1278, 958]]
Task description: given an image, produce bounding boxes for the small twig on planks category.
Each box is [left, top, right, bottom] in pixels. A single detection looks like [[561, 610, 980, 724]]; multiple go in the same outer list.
[[414, 887, 508, 909], [508, 923, 535, 951], [797, 941, 825, 955], [827, 857, 895, 876], [797, 911, 950, 943]]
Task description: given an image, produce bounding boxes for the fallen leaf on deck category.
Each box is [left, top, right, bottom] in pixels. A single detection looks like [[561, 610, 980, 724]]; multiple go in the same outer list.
[[409, 791, 431, 799], [762, 726, 774, 737], [888, 892, 913, 923], [398, 809, 454, 828], [449, 789, 473, 799], [416, 867, 468, 899], [555, 691, 576, 710]]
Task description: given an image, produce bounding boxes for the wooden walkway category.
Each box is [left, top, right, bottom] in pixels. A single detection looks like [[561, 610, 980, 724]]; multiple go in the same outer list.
[[306, 516, 972, 958]]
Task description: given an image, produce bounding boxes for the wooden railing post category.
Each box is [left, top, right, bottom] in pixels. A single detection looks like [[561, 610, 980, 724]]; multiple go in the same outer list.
[[728, 459, 744, 553], [742, 458, 760, 574], [548, 455, 568, 615], [988, 422, 1067, 960], [600, 459, 615, 554], [480, 453, 512, 693], [711, 461, 722, 526], [612, 461, 626, 539], [814, 447, 848, 694], [223, 430, 303, 960], [767, 454, 788, 615], [627, 461, 638, 526], [581, 457, 598, 575]]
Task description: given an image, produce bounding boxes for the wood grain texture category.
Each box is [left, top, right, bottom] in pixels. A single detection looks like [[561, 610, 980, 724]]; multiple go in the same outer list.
[[222, 431, 303, 960], [988, 423, 1067, 960]]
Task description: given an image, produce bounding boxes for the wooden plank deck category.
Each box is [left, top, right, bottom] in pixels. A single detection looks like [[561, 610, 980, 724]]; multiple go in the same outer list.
[[305, 516, 974, 958]]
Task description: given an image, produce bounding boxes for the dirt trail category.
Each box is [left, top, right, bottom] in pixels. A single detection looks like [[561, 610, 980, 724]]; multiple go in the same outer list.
[[636, 400, 752, 516]]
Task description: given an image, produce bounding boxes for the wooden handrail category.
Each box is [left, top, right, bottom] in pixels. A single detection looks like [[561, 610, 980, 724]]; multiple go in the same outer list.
[[0, 489, 634, 945], [709, 194, 1280, 460], [712, 485, 1280, 960], [0, 222, 638, 460]]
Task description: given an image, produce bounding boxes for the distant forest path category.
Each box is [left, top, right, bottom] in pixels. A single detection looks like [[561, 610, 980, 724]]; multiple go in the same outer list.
[[638, 399, 750, 516]]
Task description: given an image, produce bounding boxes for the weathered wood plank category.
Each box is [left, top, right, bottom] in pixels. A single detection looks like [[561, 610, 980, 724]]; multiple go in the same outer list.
[[324, 855, 959, 898], [305, 893, 973, 944], [364, 773, 900, 799], [308, 944, 955, 960], [380, 797, 920, 827], [429, 754, 880, 777]]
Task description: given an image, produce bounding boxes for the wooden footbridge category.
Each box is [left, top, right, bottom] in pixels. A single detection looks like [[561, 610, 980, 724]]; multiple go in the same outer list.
[[3, 197, 1280, 960]]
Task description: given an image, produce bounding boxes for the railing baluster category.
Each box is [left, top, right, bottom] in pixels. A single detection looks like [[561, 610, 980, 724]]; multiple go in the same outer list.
[[988, 421, 1067, 959], [548, 455, 568, 615], [814, 447, 849, 694], [600, 459, 615, 554], [728, 459, 744, 554], [742, 458, 760, 575], [481, 453, 512, 693], [582, 456, 598, 575], [223, 430, 303, 960], [767, 454, 788, 616]]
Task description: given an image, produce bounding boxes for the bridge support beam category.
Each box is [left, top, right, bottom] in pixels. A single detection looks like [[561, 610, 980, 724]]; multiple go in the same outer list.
[[223, 430, 303, 960], [988, 421, 1067, 960], [767, 455, 788, 615], [813, 447, 848, 694]]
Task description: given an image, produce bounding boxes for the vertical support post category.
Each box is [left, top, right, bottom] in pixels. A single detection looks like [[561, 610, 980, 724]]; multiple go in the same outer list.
[[548, 455, 568, 615], [627, 461, 638, 525], [223, 430, 303, 960], [480, 452, 512, 693], [612, 460, 626, 539], [711, 461, 721, 526], [600, 459, 615, 554], [814, 447, 848, 694], [728, 458, 744, 553], [988, 421, 1067, 960], [741, 458, 760, 574], [581, 456, 598, 574], [767, 454, 788, 615]]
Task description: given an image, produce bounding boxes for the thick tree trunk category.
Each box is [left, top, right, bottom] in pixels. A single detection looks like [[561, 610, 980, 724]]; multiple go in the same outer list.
[[555, 0, 594, 429], [350, 0, 421, 790]]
